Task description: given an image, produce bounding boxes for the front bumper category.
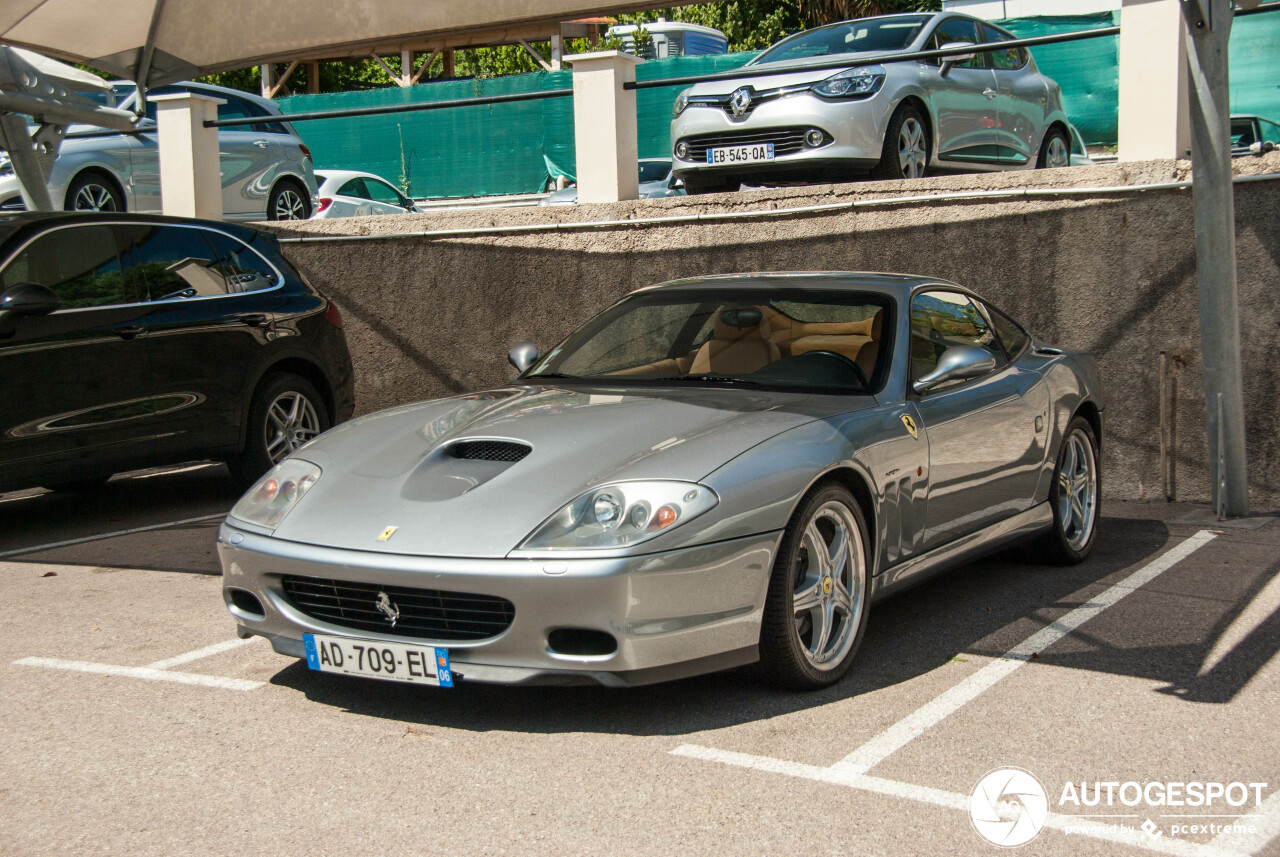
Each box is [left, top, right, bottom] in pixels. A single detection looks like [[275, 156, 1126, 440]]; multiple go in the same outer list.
[[671, 90, 893, 181], [218, 523, 781, 686]]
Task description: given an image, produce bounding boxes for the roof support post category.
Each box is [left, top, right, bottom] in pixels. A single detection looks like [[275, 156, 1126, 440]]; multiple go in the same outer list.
[[1117, 0, 1190, 160], [1185, 0, 1248, 517], [151, 91, 224, 220], [564, 50, 642, 203], [0, 115, 56, 211]]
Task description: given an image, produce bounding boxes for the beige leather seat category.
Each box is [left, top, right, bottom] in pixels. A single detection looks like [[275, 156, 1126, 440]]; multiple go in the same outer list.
[[788, 309, 884, 379], [689, 307, 780, 374]]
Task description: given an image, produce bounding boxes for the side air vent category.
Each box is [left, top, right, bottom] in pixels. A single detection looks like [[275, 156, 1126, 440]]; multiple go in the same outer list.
[[448, 440, 532, 463]]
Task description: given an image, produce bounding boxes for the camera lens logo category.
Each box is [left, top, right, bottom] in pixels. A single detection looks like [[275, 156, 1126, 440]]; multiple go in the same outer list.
[[969, 767, 1049, 847]]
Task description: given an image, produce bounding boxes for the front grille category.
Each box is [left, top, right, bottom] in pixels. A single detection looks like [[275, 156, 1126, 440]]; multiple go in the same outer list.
[[282, 575, 515, 641], [680, 126, 816, 161], [448, 440, 531, 463]]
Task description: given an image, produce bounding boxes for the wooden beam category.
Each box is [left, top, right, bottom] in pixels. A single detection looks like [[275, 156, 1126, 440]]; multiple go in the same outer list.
[[266, 60, 299, 99], [411, 48, 440, 85], [443, 49, 455, 78], [516, 38, 553, 72], [306, 61, 320, 93], [369, 52, 402, 85]]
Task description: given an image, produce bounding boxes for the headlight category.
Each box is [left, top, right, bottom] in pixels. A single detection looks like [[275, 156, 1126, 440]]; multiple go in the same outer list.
[[673, 89, 690, 116], [519, 480, 718, 551], [811, 65, 885, 99], [229, 459, 321, 530]]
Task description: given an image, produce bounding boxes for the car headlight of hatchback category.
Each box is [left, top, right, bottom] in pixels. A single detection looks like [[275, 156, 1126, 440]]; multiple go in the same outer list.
[[811, 65, 885, 99], [673, 89, 691, 116], [229, 459, 321, 531], [519, 480, 718, 551]]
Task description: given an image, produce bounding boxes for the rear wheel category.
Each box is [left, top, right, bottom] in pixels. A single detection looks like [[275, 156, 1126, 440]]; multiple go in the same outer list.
[[871, 104, 929, 181], [268, 180, 311, 220], [1037, 127, 1071, 169], [1033, 416, 1100, 564], [758, 483, 871, 689], [65, 172, 124, 212], [230, 373, 328, 486]]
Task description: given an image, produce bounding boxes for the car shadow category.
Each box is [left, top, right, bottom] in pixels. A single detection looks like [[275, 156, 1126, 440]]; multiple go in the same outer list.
[[268, 514, 1277, 735]]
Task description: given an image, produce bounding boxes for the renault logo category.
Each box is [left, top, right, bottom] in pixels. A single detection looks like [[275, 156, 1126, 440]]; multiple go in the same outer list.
[[729, 87, 753, 118], [375, 591, 400, 626]]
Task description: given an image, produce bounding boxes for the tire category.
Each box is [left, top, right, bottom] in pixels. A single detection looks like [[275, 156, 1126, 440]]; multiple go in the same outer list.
[[682, 174, 738, 196], [43, 476, 111, 493], [65, 172, 124, 212], [871, 103, 929, 181], [1033, 416, 1100, 564], [758, 482, 872, 689], [1037, 127, 1071, 169], [267, 180, 311, 221], [230, 373, 329, 486]]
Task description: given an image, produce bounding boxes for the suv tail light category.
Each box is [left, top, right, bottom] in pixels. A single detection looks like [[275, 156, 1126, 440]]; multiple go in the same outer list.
[[316, 197, 333, 213], [324, 301, 344, 329], [299, 143, 313, 162]]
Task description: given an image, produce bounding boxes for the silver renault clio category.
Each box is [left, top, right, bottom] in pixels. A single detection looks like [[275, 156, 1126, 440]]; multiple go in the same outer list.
[[670, 12, 1072, 193]]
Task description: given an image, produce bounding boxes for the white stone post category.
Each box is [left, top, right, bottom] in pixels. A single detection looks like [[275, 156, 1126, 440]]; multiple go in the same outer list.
[[1117, 0, 1190, 161], [151, 92, 224, 220], [565, 50, 643, 203]]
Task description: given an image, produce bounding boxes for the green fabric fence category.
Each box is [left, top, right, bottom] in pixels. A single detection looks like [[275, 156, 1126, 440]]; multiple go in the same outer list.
[[278, 11, 1280, 198]]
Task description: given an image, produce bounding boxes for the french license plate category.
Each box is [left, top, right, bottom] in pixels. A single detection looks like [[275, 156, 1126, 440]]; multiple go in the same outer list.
[[303, 633, 452, 687], [706, 143, 775, 165]]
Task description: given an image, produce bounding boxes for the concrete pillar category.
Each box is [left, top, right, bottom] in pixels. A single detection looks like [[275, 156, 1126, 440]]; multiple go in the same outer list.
[[565, 50, 643, 203], [151, 92, 224, 221], [307, 61, 320, 94], [1117, 0, 1190, 161], [550, 34, 563, 71]]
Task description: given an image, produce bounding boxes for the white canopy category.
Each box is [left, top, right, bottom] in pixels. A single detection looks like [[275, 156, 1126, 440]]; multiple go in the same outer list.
[[0, 0, 677, 88]]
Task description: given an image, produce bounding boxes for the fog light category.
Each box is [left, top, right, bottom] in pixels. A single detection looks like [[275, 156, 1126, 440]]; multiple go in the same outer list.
[[805, 129, 826, 147], [675, 141, 689, 159]]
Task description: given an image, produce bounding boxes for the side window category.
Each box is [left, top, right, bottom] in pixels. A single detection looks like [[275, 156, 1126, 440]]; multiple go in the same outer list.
[[118, 225, 229, 300], [927, 17, 982, 68], [337, 178, 370, 200], [981, 301, 1030, 360], [910, 290, 1004, 390], [202, 231, 279, 293], [1261, 119, 1280, 146], [1, 225, 136, 309], [365, 179, 407, 207], [982, 23, 1027, 70]]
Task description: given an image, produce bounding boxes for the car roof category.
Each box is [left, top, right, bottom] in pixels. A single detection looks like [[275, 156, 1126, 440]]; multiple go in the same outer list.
[[636, 271, 958, 297], [316, 169, 391, 184], [0, 211, 270, 247]]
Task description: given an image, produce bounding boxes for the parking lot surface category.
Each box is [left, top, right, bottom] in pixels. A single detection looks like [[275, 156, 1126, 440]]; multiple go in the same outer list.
[[2, 465, 1278, 857]]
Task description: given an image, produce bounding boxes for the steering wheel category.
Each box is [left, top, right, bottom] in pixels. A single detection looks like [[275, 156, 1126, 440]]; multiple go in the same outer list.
[[802, 350, 869, 387]]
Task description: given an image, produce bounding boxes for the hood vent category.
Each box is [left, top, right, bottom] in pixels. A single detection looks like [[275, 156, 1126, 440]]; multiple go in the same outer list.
[[447, 440, 531, 463]]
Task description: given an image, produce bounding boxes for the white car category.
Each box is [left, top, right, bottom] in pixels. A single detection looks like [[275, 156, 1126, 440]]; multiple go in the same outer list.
[[313, 170, 418, 218]]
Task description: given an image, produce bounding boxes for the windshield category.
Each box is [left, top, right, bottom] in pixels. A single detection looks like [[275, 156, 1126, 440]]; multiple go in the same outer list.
[[525, 287, 892, 395], [1230, 118, 1257, 148], [754, 14, 931, 65], [638, 161, 672, 183]]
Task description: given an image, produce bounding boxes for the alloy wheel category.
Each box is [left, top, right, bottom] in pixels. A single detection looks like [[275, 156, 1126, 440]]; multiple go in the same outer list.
[[897, 117, 927, 179], [1057, 429, 1098, 551], [74, 184, 118, 212], [1046, 135, 1070, 169], [264, 391, 321, 464], [791, 501, 865, 669], [274, 188, 307, 220]]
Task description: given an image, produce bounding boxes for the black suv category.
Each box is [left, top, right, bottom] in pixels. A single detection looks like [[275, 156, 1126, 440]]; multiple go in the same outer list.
[[0, 213, 354, 493]]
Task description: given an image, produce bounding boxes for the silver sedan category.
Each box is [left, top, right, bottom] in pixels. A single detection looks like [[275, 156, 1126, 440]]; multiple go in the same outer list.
[[671, 12, 1072, 193], [218, 273, 1103, 690]]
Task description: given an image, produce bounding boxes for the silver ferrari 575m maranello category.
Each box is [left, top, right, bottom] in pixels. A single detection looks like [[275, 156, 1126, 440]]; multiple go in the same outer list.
[[218, 273, 1103, 690]]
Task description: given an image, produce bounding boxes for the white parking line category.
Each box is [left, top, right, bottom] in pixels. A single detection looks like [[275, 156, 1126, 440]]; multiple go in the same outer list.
[[14, 657, 263, 691], [145, 637, 260, 670], [1210, 790, 1280, 854], [670, 744, 1249, 857], [831, 529, 1218, 775], [0, 513, 225, 559]]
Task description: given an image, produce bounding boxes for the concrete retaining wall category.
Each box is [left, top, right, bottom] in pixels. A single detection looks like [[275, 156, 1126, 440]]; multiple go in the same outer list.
[[266, 154, 1280, 507]]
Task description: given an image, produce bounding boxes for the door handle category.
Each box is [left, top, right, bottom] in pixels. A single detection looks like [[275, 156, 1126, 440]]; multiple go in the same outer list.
[[113, 325, 146, 339], [236, 313, 269, 327], [253, 140, 270, 148], [983, 88, 997, 99]]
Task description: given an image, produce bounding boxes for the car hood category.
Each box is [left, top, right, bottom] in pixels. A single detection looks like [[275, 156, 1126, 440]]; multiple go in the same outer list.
[[687, 51, 900, 96], [270, 383, 874, 558]]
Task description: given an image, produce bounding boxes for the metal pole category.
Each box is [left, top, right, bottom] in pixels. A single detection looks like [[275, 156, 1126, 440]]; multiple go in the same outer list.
[[1184, 0, 1249, 516], [0, 114, 54, 211]]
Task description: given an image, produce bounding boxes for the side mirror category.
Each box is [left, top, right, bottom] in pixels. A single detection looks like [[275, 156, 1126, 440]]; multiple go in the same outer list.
[[0, 282, 60, 317], [508, 341, 539, 373], [938, 41, 976, 78], [912, 344, 996, 394]]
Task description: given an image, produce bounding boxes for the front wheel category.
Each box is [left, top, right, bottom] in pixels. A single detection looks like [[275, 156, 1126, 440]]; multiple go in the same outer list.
[[65, 172, 124, 212], [1034, 416, 1100, 564], [758, 483, 871, 689], [871, 104, 929, 181], [1037, 127, 1071, 169], [268, 180, 311, 220], [230, 373, 329, 486]]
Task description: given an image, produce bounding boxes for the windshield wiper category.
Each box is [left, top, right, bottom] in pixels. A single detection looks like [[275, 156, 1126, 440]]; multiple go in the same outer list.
[[650, 374, 765, 387]]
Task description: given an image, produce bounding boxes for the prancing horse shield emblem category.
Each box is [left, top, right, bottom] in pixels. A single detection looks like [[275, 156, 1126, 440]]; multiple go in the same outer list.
[[375, 591, 400, 626]]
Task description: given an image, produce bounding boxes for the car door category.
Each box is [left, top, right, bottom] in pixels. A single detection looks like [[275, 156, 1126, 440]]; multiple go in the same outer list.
[[359, 176, 413, 215], [922, 16, 999, 165], [0, 223, 157, 485], [982, 23, 1042, 167], [114, 223, 284, 460], [909, 289, 1046, 549], [333, 178, 376, 217]]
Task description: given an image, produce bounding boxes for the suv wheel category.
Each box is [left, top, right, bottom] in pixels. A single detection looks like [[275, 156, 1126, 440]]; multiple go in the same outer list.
[[268, 180, 311, 220], [66, 173, 124, 212], [231, 373, 329, 485]]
